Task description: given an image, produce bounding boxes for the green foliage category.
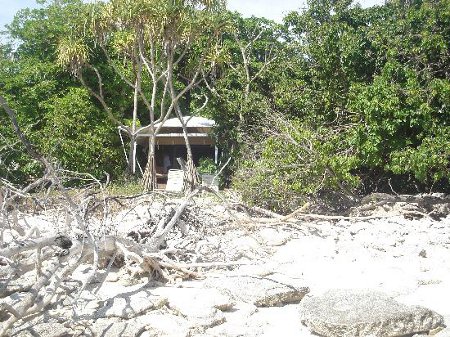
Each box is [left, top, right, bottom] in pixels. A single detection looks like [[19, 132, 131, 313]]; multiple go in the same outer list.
[[41, 87, 123, 178], [7, 0, 86, 60], [0, 46, 64, 182], [231, 0, 449, 211], [0, 1, 125, 184], [345, 0, 450, 184], [233, 116, 360, 214], [278, 0, 450, 189], [389, 127, 450, 183], [0, 109, 42, 184], [197, 157, 216, 174]]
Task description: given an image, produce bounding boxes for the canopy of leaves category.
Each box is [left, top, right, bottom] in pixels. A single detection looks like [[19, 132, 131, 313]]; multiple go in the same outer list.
[[1, 0, 449, 200], [274, 0, 449, 190], [0, 0, 125, 184]]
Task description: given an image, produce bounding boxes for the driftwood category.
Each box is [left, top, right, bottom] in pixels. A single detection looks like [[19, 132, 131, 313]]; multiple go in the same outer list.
[[0, 235, 72, 260], [146, 188, 201, 251], [243, 212, 401, 227], [0, 243, 91, 335], [0, 258, 61, 335], [0, 182, 215, 336], [239, 201, 422, 229]]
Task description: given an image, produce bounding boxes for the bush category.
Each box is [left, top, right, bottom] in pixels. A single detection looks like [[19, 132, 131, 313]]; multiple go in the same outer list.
[[41, 87, 124, 180], [197, 157, 217, 174], [232, 114, 360, 214], [389, 127, 450, 184]]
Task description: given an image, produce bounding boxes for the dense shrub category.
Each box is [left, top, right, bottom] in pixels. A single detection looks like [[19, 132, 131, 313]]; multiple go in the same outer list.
[[233, 115, 360, 214]]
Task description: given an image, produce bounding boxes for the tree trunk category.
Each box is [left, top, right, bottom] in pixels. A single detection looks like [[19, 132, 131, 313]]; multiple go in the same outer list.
[[167, 69, 198, 191], [128, 48, 142, 176], [177, 114, 198, 191], [128, 135, 137, 175], [142, 132, 156, 191], [183, 129, 198, 191]]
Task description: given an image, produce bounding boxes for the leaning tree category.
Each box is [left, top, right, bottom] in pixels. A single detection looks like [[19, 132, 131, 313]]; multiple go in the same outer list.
[[58, 0, 227, 190]]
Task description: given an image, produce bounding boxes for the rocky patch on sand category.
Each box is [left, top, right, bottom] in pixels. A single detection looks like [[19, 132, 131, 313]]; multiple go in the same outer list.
[[2, 193, 450, 336]]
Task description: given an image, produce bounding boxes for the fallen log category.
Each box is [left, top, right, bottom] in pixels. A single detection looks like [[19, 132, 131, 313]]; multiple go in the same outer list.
[[0, 235, 72, 260]]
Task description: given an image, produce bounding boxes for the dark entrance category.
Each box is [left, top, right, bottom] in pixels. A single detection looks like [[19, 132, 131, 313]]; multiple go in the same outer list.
[[154, 145, 216, 186]]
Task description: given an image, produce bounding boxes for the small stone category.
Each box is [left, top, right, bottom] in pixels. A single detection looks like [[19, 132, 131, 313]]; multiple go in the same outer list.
[[419, 249, 428, 258]]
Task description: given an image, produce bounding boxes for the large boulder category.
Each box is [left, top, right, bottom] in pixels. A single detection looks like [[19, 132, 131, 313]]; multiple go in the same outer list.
[[300, 289, 444, 337]]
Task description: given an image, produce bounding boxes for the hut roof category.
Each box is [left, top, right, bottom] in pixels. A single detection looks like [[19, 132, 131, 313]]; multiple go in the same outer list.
[[154, 116, 215, 128]]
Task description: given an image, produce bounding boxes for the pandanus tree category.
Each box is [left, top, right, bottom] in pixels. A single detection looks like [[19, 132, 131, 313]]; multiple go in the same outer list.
[[57, 0, 227, 191]]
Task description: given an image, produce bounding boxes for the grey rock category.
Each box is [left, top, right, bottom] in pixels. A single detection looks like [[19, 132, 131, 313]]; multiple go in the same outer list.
[[152, 287, 233, 329], [202, 302, 308, 337], [90, 313, 190, 337], [14, 322, 72, 337], [97, 290, 167, 319], [300, 289, 444, 337], [205, 275, 309, 307], [431, 203, 450, 219]]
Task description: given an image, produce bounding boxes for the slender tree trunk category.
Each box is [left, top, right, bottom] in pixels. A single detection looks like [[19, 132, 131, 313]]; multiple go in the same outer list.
[[174, 108, 198, 191], [142, 71, 158, 190], [181, 120, 198, 191], [141, 32, 160, 191], [128, 45, 142, 175], [128, 134, 137, 175], [142, 132, 156, 190], [169, 71, 198, 190]]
